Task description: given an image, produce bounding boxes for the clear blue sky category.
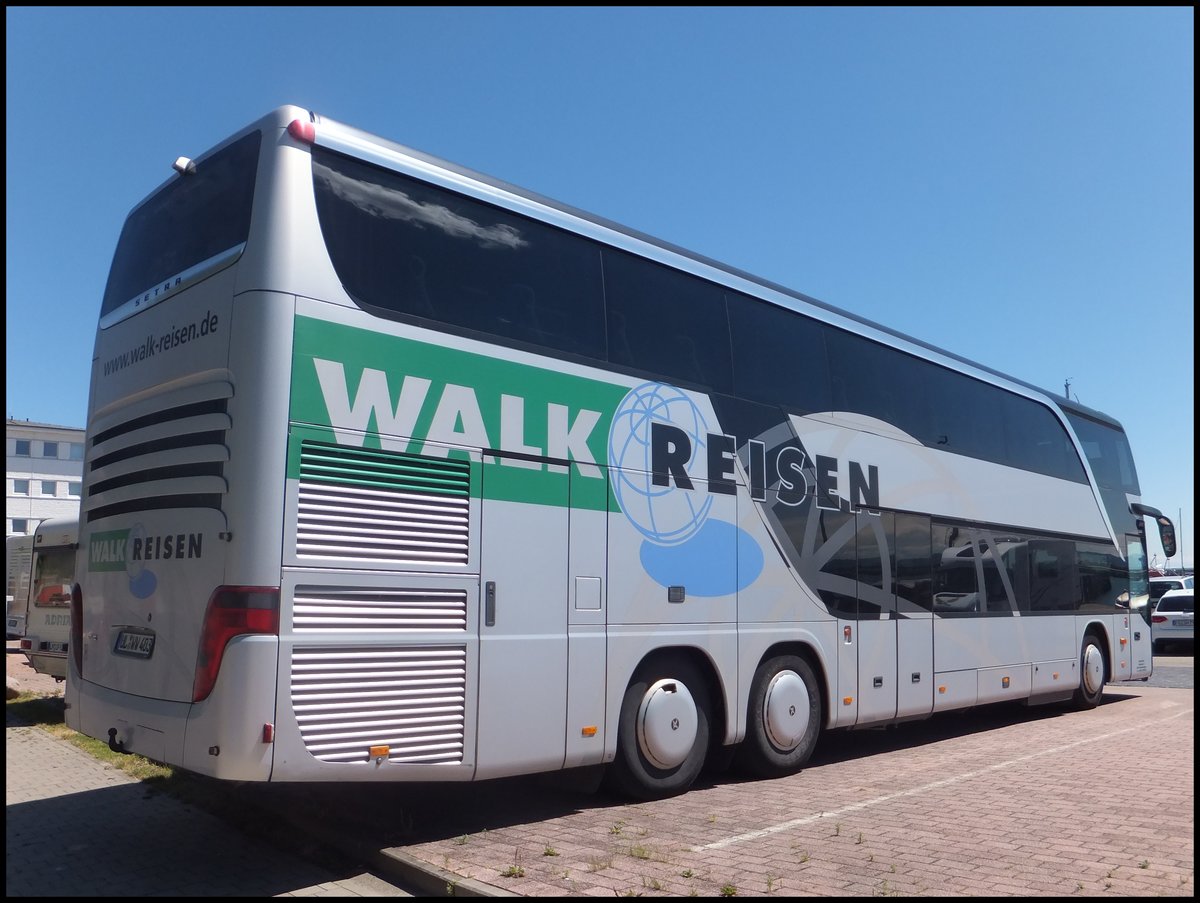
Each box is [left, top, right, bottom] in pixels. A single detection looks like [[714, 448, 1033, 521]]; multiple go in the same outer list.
[[5, 7, 1193, 569]]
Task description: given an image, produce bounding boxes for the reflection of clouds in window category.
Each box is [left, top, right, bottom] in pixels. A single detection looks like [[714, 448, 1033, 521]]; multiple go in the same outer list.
[[315, 162, 528, 250]]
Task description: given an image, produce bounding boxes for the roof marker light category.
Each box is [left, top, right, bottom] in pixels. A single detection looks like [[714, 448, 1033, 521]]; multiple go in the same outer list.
[[173, 156, 196, 176], [288, 119, 316, 144]]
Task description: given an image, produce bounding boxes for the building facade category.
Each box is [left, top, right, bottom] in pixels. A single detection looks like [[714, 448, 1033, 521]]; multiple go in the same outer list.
[[6, 419, 85, 535]]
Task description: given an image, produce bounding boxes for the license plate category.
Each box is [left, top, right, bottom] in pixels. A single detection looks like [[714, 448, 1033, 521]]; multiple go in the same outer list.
[[1174, 618, 1193, 628], [114, 630, 155, 658], [44, 641, 66, 654]]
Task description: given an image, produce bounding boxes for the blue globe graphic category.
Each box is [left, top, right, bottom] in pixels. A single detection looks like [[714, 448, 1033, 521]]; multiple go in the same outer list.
[[607, 382, 712, 545]]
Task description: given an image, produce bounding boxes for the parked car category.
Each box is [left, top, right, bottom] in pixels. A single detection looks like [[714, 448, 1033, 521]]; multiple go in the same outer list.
[[1151, 588, 1194, 654], [1149, 575, 1194, 606]]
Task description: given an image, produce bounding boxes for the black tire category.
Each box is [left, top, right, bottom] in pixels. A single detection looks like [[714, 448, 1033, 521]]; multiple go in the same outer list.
[[703, 741, 738, 778], [735, 655, 822, 779], [1072, 633, 1106, 710], [606, 657, 710, 800]]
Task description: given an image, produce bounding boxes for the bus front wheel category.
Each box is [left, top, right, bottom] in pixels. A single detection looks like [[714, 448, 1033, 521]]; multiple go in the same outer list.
[[607, 658, 710, 800], [736, 654, 822, 779], [1072, 634, 1106, 709]]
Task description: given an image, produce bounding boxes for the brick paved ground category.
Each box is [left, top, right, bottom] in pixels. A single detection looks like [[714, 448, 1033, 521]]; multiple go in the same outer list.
[[5, 644, 409, 897], [7, 640, 1193, 898], [366, 685, 1193, 897], [6, 641, 64, 699]]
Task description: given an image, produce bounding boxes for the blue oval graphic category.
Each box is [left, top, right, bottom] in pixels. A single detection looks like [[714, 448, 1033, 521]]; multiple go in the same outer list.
[[639, 519, 763, 597]]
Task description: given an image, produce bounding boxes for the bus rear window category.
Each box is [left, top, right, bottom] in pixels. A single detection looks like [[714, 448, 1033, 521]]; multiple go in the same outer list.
[[100, 130, 261, 318]]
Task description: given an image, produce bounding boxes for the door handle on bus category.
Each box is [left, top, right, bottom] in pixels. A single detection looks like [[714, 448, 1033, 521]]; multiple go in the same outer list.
[[485, 581, 496, 627]]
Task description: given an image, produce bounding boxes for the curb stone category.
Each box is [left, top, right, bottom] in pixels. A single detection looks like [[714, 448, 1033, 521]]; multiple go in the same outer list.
[[374, 848, 518, 898]]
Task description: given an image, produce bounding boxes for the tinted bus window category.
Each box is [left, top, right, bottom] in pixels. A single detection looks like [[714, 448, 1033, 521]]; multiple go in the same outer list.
[[1001, 393, 1084, 482], [1077, 541, 1129, 611], [603, 249, 732, 392], [932, 522, 979, 614], [1065, 411, 1140, 494], [313, 148, 607, 360], [101, 130, 261, 317], [727, 292, 832, 414], [893, 512, 933, 613], [924, 364, 995, 461], [974, 530, 1017, 614], [1027, 538, 1080, 611], [856, 514, 887, 620], [816, 509, 858, 618], [826, 330, 932, 443]]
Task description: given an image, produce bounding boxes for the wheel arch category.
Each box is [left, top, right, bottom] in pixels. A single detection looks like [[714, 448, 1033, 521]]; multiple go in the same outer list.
[[627, 644, 728, 751], [1078, 620, 1112, 680]]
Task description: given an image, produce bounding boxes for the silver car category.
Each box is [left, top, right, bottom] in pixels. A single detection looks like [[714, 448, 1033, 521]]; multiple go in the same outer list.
[[1151, 588, 1194, 654]]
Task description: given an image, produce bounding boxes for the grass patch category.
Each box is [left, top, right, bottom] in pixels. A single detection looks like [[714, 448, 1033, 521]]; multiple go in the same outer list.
[[8, 692, 183, 787]]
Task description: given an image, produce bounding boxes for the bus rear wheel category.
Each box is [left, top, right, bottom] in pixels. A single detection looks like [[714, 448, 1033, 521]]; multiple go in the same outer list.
[[1072, 634, 1106, 709], [736, 654, 822, 779], [606, 657, 710, 800]]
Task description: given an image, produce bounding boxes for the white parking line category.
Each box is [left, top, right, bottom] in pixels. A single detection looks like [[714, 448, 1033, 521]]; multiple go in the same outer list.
[[692, 707, 1194, 852]]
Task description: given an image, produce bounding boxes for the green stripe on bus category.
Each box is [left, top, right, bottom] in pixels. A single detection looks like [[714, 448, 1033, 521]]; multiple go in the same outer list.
[[289, 316, 628, 511]]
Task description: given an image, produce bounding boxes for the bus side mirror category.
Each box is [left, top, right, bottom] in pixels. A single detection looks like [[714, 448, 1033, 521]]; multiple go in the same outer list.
[[1158, 518, 1177, 559], [1130, 504, 1177, 560]]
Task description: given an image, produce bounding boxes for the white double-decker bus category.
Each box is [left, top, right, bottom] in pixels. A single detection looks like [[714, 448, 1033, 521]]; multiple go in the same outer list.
[[66, 106, 1177, 800]]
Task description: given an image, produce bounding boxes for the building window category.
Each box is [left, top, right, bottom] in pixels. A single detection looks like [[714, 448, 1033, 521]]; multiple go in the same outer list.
[[14, 439, 31, 457], [13, 479, 30, 495], [42, 441, 59, 459], [69, 442, 85, 461], [41, 480, 57, 497], [68, 482, 82, 497], [11, 518, 30, 534]]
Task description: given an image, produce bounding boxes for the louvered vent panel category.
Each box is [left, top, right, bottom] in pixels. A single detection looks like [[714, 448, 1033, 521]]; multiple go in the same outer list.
[[293, 586, 468, 632], [297, 441, 470, 564], [85, 383, 232, 524], [291, 645, 467, 764]]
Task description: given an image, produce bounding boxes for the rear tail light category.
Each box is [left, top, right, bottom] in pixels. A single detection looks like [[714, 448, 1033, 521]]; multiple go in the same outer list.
[[1151, 615, 1167, 624], [193, 586, 279, 702], [70, 584, 83, 677]]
